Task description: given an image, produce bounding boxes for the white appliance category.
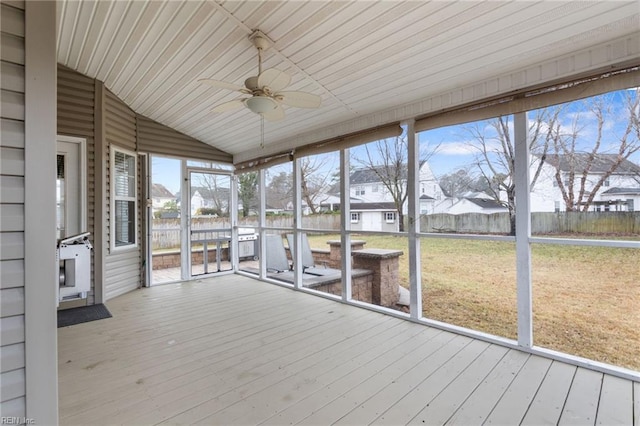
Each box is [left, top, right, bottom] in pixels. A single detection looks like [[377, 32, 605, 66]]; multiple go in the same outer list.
[[57, 232, 92, 304]]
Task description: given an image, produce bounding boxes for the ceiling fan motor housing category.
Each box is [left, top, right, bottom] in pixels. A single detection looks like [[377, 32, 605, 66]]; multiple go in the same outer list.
[[245, 76, 260, 91]]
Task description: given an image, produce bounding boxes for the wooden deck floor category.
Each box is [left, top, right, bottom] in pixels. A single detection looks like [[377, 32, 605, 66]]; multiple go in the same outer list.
[[58, 275, 639, 425]]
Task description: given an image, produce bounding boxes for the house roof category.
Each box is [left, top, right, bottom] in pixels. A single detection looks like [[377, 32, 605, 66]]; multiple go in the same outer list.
[[601, 187, 640, 195], [420, 194, 435, 200], [350, 166, 407, 185], [152, 183, 175, 199], [55, 1, 638, 164], [541, 154, 640, 175], [350, 202, 397, 211], [465, 198, 505, 209], [176, 186, 230, 202]]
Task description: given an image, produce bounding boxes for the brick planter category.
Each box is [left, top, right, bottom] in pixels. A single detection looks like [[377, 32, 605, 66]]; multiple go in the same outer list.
[[352, 248, 403, 308]]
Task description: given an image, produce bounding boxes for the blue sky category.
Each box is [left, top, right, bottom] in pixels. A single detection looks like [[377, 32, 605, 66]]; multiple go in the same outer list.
[[152, 88, 639, 194]]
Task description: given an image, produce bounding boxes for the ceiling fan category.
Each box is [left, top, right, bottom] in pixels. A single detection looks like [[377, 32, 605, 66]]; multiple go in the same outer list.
[[199, 30, 321, 121]]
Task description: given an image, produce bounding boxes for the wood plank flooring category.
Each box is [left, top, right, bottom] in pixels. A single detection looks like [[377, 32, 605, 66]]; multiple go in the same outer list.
[[58, 275, 639, 425]]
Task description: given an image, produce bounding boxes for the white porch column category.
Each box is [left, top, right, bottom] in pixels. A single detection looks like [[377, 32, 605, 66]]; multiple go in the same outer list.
[[258, 168, 267, 279], [340, 149, 352, 301], [406, 120, 422, 319], [24, 0, 58, 422], [292, 157, 302, 289], [514, 112, 533, 347]]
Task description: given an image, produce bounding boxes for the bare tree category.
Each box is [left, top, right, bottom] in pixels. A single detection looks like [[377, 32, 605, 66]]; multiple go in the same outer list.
[[193, 173, 230, 216], [238, 172, 258, 217], [439, 167, 480, 197], [299, 155, 337, 214], [352, 136, 437, 232], [265, 170, 293, 211], [548, 93, 640, 211], [467, 111, 552, 235]]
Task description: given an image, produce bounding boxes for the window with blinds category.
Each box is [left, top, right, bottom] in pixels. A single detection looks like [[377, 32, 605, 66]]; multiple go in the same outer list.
[[111, 148, 137, 249]]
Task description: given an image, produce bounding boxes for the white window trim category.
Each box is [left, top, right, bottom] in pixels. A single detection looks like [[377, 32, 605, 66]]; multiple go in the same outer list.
[[110, 146, 138, 252], [385, 212, 396, 223], [57, 135, 87, 234], [350, 212, 360, 223]]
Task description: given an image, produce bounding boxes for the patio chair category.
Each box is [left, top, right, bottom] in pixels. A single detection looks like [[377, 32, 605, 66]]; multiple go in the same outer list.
[[265, 234, 290, 273], [286, 233, 335, 276]]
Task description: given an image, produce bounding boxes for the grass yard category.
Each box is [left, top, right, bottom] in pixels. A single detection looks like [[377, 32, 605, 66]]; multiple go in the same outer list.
[[306, 233, 639, 371]]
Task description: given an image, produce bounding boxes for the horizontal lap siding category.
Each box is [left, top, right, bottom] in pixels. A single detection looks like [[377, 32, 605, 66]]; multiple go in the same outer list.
[[57, 65, 96, 305], [105, 89, 140, 300], [137, 116, 231, 163], [0, 0, 25, 417]]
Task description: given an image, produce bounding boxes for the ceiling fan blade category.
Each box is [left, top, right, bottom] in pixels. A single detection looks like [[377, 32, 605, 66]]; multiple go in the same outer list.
[[261, 103, 285, 122], [275, 91, 321, 109], [257, 68, 291, 93], [210, 98, 246, 113], [198, 79, 251, 94]]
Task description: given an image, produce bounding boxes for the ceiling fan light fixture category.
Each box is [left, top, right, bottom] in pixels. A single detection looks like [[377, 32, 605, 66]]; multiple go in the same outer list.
[[246, 96, 278, 114]]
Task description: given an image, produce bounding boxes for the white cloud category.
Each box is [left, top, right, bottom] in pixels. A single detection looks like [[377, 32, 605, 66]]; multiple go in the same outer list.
[[436, 141, 476, 156]]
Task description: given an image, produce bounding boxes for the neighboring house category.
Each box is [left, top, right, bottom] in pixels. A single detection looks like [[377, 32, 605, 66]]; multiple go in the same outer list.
[[177, 186, 230, 216], [323, 162, 444, 225], [445, 197, 507, 215], [151, 183, 175, 213], [317, 193, 342, 212], [598, 187, 640, 212], [350, 202, 399, 232], [528, 154, 640, 212], [349, 162, 444, 207], [419, 194, 436, 214], [432, 191, 506, 215]]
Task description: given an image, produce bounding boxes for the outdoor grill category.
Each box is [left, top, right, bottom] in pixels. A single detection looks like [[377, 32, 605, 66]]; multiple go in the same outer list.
[[238, 228, 258, 260]]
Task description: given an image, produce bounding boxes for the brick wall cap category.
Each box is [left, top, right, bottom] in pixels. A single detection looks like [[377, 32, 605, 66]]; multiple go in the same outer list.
[[326, 240, 366, 247], [352, 248, 403, 259]]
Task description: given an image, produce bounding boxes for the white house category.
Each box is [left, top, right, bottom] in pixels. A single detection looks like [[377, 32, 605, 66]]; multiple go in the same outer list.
[[599, 187, 640, 212], [349, 162, 444, 207], [177, 186, 230, 216], [432, 191, 507, 215], [151, 183, 175, 213], [529, 154, 640, 212], [445, 197, 508, 215], [349, 202, 399, 232]]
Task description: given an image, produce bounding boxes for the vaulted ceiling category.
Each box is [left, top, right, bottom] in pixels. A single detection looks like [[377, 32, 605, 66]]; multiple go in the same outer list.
[[56, 1, 640, 163]]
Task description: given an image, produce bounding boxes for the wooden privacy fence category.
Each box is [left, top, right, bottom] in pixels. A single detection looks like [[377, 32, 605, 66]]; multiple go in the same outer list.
[[152, 212, 639, 249], [420, 212, 640, 235]]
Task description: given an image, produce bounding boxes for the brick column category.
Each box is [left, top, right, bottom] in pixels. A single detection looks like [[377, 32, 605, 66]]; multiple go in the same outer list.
[[352, 249, 403, 307], [326, 239, 366, 269]]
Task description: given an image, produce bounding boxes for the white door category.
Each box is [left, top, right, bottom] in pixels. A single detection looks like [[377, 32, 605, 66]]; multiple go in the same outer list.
[[56, 137, 86, 239]]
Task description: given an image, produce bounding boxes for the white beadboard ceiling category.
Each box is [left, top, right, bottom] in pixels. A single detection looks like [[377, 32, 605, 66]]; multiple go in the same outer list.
[[56, 0, 640, 164]]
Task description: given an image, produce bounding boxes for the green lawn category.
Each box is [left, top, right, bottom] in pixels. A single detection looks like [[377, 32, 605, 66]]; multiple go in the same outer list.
[[306, 233, 640, 371]]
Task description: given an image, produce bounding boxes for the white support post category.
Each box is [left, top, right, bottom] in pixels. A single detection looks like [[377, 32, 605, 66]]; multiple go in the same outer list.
[[292, 157, 303, 289], [180, 160, 190, 281], [230, 174, 239, 272], [259, 168, 267, 279], [406, 120, 422, 319], [340, 149, 352, 302], [514, 112, 533, 347], [24, 1, 58, 422]]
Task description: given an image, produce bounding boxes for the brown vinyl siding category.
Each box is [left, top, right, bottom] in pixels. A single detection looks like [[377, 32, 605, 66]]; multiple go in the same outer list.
[[0, 0, 25, 416], [57, 64, 97, 305], [104, 89, 141, 300], [137, 115, 231, 163]]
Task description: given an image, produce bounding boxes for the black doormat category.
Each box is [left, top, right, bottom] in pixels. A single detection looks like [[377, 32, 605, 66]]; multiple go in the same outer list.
[[57, 304, 112, 328]]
